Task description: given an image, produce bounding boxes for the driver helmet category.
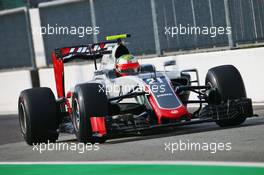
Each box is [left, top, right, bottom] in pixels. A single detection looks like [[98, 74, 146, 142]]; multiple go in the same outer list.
[[115, 54, 140, 76]]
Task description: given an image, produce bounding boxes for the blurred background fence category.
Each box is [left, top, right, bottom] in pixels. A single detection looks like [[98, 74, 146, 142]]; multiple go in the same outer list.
[[0, 7, 35, 69], [0, 0, 263, 69]]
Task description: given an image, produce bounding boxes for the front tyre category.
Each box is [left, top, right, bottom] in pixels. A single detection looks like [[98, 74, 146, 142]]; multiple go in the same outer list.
[[72, 83, 108, 144], [18, 88, 59, 145], [206, 65, 247, 127]]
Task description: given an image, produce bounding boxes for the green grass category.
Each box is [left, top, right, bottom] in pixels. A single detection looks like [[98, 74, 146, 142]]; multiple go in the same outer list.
[[0, 164, 264, 175]]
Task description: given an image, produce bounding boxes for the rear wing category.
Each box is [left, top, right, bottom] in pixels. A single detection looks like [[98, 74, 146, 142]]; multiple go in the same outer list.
[[52, 34, 130, 98], [53, 34, 131, 63], [54, 44, 110, 63]]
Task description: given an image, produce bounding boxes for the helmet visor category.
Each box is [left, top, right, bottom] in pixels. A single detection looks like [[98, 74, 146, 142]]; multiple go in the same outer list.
[[118, 68, 138, 75]]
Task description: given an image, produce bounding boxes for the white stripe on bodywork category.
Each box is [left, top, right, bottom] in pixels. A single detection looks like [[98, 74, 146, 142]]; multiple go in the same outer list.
[[81, 47, 87, 53], [69, 48, 75, 53], [77, 47, 83, 53], [0, 161, 263, 167]]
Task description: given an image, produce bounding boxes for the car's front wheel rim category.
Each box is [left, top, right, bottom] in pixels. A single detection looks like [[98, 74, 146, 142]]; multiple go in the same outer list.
[[72, 98, 80, 132], [19, 102, 27, 135]]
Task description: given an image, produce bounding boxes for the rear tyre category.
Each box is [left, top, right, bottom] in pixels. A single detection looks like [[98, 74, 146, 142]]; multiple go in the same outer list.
[[205, 65, 247, 127], [72, 83, 108, 144], [18, 88, 59, 145]]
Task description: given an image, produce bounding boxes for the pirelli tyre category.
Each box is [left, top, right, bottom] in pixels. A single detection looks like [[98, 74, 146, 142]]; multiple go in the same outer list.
[[72, 83, 108, 144], [205, 65, 247, 127], [18, 88, 59, 145]]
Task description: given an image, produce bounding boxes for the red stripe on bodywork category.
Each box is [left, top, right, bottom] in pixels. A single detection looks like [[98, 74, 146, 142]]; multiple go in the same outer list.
[[60, 47, 71, 56], [148, 94, 189, 124], [66, 91, 73, 98], [90, 117, 107, 135], [52, 51, 65, 98]]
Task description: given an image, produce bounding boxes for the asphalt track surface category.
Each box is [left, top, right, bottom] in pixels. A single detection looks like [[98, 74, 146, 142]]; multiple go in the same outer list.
[[0, 106, 264, 162]]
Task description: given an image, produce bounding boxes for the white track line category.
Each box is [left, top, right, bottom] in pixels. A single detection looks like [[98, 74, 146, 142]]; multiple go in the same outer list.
[[0, 161, 264, 167]]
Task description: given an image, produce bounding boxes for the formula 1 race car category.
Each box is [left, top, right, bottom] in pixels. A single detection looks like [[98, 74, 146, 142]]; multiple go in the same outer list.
[[18, 34, 253, 145]]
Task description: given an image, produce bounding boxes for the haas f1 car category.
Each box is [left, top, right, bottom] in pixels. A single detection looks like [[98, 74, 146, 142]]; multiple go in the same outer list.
[[18, 34, 253, 145]]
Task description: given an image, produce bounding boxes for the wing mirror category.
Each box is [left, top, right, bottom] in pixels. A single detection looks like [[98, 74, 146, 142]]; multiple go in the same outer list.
[[164, 60, 176, 67], [140, 64, 155, 73]]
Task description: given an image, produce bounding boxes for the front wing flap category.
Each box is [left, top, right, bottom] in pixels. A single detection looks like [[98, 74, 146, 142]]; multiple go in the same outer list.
[[107, 98, 254, 134]]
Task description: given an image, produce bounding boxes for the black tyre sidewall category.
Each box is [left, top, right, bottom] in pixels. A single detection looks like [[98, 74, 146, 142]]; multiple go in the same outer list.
[[205, 65, 247, 127], [206, 65, 246, 104], [18, 88, 58, 145], [72, 83, 108, 144]]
